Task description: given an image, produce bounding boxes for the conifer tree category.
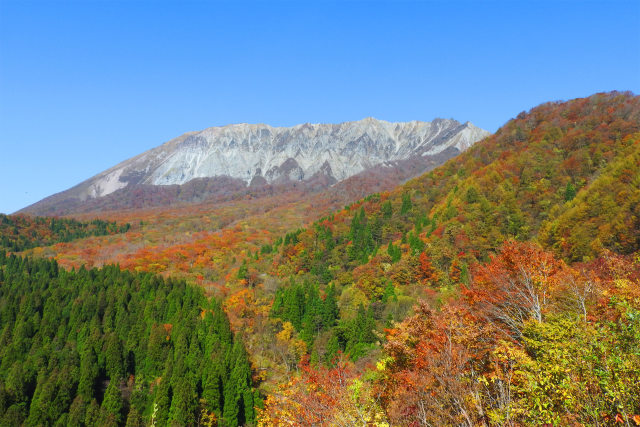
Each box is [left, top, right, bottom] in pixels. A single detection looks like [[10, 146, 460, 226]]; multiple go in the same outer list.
[[382, 200, 393, 219], [564, 181, 577, 201], [124, 407, 143, 427], [99, 380, 124, 426], [168, 378, 197, 426], [223, 339, 254, 426], [202, 362, 223, 416], [401, 192, 412, 214], [321, 284, 339, 328], [104, 332, 125, 380], [78, 347, 99, 401], [325, 334, 341, 366]]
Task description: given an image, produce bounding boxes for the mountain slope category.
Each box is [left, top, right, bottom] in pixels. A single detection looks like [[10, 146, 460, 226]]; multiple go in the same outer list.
[[0, 254, 257, 426], [6, 91, 639, 426], [20, 118, 489, 216], [0, 214, 129, 252], [270, 91, 639, 279], [258, 91, 640, 425], [539, 135, 640, 261], [261, 90, 640, 363]]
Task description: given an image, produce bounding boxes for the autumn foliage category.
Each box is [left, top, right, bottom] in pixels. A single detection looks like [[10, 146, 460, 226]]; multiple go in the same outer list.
[[378, 243, 640, 426], [3, 92, 640, 426], [0, 213, 129, 252], [258, 355, 386, 426]]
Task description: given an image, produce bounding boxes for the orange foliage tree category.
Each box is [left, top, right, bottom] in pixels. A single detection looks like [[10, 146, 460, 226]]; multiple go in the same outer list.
[[258, 355, 385, 426], [465, 241, 565, 339]]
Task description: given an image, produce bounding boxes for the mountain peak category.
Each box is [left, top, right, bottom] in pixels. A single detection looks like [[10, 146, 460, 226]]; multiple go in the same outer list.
[[20, 117, 490, 215]]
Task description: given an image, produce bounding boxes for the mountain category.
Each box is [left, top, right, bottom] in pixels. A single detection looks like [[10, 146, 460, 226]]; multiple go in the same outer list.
[[5, 92, 639, 427], [20, 118, 489, 215], [258, 91, 640, 425], [267, 92, 640, 288]]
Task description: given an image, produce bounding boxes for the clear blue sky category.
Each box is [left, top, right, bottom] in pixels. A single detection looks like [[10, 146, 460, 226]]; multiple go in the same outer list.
[[1, 0, 639, 214]]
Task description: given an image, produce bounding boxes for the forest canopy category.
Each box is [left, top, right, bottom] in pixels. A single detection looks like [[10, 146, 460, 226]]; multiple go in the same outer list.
[[0, 214, 130, 252], [0, 252, 258, 426]]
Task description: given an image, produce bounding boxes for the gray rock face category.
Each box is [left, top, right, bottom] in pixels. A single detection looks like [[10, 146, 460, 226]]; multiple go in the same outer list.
[[79, 117, 489, 198], [20, 117, 490, 215]]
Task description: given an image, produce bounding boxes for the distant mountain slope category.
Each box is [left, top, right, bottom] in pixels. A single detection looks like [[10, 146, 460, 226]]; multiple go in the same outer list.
[[20, 118, 489, 216], [0, 213, 129, 252]]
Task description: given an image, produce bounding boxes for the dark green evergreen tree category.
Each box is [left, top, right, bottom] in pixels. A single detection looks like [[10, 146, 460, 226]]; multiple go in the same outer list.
[[564, 181, 577, 201], [168, 378, 197, 426], [381, 200, 393, 219], [321, 284, 339, 328], [99, 380, 124, 426], [223, 339, 255, 427], [401, 192, 412, 214]]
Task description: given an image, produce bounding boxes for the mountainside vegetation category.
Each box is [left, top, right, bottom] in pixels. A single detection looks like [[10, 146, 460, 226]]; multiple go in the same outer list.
[[0, 214, 130, 252], [257, 91, 640, 365], [0, 252, 258, 426], [2, 91, 639, 426], [272, 91, 639, 282], [257, 91, 640, 425], [259, 243, 640, 426]]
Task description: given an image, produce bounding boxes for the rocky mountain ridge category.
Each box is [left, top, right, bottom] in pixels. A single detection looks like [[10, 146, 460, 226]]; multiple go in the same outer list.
[[20, 117, 489, 215]]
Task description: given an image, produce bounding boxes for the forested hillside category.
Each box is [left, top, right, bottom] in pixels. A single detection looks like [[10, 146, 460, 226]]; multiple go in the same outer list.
[[260, 243, 640, 426], [258, 92, 640, 365], [272, 91, 640, 280], [0, 252, 258, 426], [257, 92, 640, 425], [0, 214, 130, 252], [2, 92, 639, 426]]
